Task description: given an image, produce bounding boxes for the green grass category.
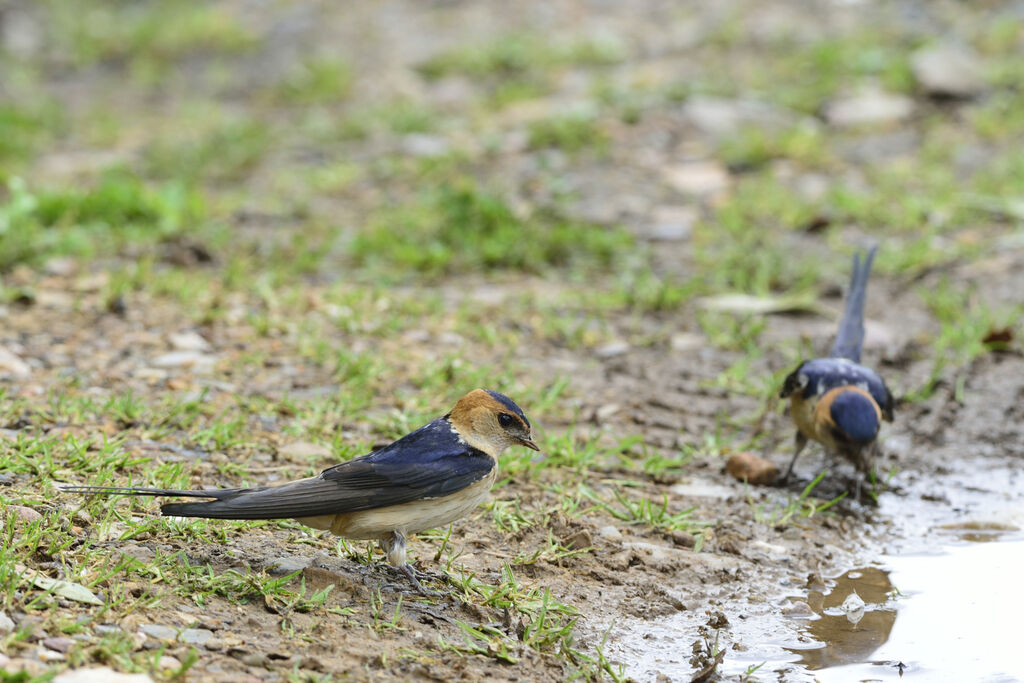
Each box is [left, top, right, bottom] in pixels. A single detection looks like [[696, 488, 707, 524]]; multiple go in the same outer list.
[[906, 278, 1023, 401], [418, 34, 625, 81], [141, 118, 271, 183], [42, 0, 258, 68], [270, 58, 354, 105], [528, 112, 609, 153], [748, 472, 847, 526], [417, 34, 624, 109], [349, 178, 632, 278], [0, 173, 207, 272], [0, 102, 66, 167]]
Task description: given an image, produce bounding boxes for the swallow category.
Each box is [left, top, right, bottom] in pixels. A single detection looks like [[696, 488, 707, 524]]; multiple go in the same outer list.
[[60, 389, 539, 594], [779, 247, 894, 497]]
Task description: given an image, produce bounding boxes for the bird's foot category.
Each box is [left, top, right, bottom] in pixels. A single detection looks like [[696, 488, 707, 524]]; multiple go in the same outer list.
[[380, 564, 441, 598], [402, 564, 441, 597]]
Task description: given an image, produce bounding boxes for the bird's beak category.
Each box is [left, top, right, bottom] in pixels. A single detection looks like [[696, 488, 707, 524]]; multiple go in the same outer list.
[[519, 436, 541, 451]]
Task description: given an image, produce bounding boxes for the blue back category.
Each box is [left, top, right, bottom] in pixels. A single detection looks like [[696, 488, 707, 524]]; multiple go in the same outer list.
[[361, 418, 475, 465], [794, 357, 893, 420]]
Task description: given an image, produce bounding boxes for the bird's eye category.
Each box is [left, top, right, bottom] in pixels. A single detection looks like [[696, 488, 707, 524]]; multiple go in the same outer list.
[[498, 413, 515, 429]]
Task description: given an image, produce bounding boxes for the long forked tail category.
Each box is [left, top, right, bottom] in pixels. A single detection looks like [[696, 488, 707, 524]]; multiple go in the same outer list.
[[58, 484, 254, 518], [830, 246, 878, 362], [58, 484, 244, 499], [59, 478, 342, 520]]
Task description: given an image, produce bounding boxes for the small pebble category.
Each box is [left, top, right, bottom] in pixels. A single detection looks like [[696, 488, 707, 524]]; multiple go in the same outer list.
[[178, 628, 214, 646], [42, 637, 75, 653], [139, 624, 177, 640], [726, 452, 779, 485]]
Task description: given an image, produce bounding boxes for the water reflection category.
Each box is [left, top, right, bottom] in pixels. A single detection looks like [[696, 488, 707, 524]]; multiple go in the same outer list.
[[789, 567, 898, 670]]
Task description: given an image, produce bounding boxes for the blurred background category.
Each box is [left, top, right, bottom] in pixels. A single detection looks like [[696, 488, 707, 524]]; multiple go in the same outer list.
[[1, 0, 1022, 452], [2, 2, 1024, 681]]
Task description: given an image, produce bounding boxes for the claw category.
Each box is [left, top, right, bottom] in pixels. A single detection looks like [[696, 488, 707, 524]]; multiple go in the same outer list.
[[400, 564, 440, 597]]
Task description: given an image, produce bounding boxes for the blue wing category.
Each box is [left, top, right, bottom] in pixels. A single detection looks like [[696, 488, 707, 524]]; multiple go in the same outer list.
[[781, 358, 893, 421], [157, 418, 495, 519]]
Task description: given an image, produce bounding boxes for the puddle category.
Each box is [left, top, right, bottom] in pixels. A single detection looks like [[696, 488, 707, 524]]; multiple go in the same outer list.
[[603, 459, 1024, 681], [781, 460, 1024, 682], [807, 538, 1024, 682], [787, 567, 898, 672]]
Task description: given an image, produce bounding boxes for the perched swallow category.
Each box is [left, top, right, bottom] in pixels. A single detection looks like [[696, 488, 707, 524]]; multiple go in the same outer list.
[[779, 247, 894, 496], [60, 389, 538, 594]]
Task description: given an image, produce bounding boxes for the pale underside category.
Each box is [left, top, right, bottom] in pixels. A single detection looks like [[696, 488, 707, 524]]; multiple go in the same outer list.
[[296, 466, 497, 541]]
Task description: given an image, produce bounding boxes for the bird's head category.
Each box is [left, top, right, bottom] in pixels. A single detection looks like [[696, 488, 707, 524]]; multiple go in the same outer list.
[[821, 386, 881, 445], [448, 389, 539, 457]]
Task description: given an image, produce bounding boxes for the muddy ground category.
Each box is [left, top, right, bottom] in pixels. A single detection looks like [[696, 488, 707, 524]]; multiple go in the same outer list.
[[2, 1, 1024, 681]]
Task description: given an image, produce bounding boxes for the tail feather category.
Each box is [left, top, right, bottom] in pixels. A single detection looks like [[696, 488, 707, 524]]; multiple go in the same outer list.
[[59, 478, 343, 520], [830, 246, 877, 362], [57, 484, 250, 504]]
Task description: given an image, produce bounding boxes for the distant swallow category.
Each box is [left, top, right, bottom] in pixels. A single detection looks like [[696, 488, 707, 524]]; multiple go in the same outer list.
[[779, 247, 894, 496], [61, 389, 539, 594]]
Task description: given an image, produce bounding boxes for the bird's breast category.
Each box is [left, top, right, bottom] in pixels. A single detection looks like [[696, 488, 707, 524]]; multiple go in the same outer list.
[[789, 394, 818, 440]]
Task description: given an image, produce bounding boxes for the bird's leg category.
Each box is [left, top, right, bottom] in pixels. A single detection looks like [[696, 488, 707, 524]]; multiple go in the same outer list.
[[780, 432, 808, 484], [379, 531, 438, 597]]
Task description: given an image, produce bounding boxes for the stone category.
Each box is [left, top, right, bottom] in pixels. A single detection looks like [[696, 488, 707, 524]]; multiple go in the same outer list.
[[7, 505, 42, 523], [841, 591, 866, 626], [203, 637, 224, 651], [669, 333, 703, 352], [662, 161, 730, 196], [911, 44, 986, 98], [268, 556, 313, 575], [39, 648, 65, 662], [278, 441, 331, 461], [596, 525, 623, 540], [669, 530, 695, 548], [683, 96, 797, 138], [782, 601, 814, 617], [561, 529, 592, 550], [671, 479, 737, 500], [0, 348, 31, 377], [178, 628, 214, 646], [157, 656, 181, 670], [139, 624, 177, 640], [401, 133, 450, 158], [42, 637, 75, 653], [53, 668, 154, 682], [824, 89, 914, 127], [643, 205, 697, 241], [595, 341, 630, 358], [725, 452, 779, 485], [168, 331, 210, 352], [43, 257, 77, 277], [0, 612, 14, 634], [151, 351, 216, 371]]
